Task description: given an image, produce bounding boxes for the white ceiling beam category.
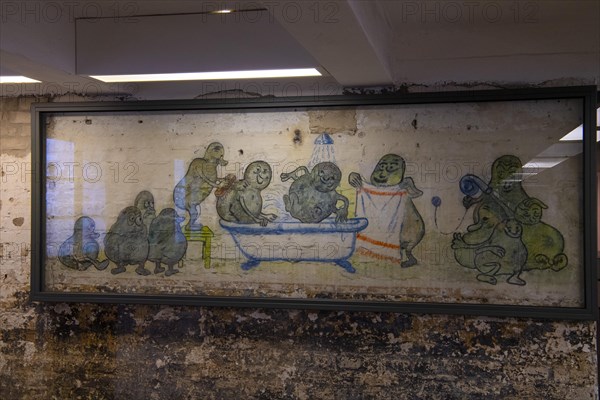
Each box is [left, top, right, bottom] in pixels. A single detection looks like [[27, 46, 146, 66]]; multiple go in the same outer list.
[[260, 0, 393, 87]]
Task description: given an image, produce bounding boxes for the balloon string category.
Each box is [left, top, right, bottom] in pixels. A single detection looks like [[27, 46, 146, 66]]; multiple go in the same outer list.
[[434, 205, 470, 235]]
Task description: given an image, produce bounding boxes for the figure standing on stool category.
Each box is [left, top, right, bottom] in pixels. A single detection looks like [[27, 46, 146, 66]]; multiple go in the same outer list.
[[174, 142, 228, 230]]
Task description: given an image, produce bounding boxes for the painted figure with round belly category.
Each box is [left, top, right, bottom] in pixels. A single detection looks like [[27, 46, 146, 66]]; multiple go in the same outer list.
[[216, 161, 277, 226], [281, 162, 349, 223], [349, 154, 425, 268]]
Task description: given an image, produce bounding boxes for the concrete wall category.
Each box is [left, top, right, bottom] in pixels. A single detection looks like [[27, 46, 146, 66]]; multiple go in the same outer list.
[[1, 96, 598, 399]]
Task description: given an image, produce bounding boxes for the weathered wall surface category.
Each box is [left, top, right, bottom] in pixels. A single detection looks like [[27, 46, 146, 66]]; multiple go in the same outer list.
[[1, 96, 598, 399]]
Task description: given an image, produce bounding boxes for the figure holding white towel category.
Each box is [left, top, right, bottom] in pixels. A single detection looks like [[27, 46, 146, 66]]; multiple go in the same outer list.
[[349, 154, 425, 268]]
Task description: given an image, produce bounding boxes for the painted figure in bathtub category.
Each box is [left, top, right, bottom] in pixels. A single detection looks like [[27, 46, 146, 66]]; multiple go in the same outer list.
[[281, 161, 349, 223], [173, 142, 228, 231], [216, 161, 278, 226], [349, 154, 425, 268]]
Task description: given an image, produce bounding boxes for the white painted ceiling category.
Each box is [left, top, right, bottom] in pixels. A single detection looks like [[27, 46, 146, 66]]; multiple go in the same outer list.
[[1, 0, 598, 99]]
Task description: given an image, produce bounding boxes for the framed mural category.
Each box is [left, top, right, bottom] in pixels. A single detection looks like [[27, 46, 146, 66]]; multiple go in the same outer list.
[[31, 86, 598, 319]]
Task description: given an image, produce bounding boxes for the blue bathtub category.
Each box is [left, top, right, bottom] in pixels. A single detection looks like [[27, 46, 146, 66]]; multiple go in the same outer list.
[[220, 218, 368, 273]]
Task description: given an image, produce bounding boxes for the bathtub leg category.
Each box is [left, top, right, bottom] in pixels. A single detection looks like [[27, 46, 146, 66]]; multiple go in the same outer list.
[[241, 259, 261, 271], [336, 260, 356, 273]]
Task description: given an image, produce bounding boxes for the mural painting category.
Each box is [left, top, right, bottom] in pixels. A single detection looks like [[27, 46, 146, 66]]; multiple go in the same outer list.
[[104, 206, 150, 275], [42, 99, 584, 307], [216, 161, 277, 226], [349, 154, 425, 268], [173, 142, 228, 231], [147, 208, 188, 276], [281, 161, 349, 223], [451, 155, 568, 285], [58, 216, 109, 271]]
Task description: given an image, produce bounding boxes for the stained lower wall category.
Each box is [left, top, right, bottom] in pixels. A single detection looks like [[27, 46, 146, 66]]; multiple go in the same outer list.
[[1, 96, 598, 399]]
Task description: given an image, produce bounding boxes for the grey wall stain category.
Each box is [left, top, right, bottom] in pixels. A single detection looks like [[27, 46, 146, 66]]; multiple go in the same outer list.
[[12, 217, 24, 227]]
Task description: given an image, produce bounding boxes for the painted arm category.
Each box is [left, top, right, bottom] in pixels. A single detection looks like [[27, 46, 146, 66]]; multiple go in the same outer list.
[[239, 196, 276, 226], [451, 232, 491, 250], [280, 166, 309, 182], [399, 177, 423, 198], [348, 172, 363, 188], [334, 193, 349, 223], [476, 245, 505, 258], [259, 211, 278, 224], [196, 159, 222, 188]]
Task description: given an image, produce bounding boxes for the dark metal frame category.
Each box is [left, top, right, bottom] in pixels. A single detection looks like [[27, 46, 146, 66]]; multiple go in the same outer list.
[[30, 86, 598, 319]]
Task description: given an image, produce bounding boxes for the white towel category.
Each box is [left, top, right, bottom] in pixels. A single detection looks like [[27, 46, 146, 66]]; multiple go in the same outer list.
[[354, 182, 408, 262]]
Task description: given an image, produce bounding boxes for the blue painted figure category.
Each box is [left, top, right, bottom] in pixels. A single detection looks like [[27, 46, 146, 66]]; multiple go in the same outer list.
[[58, 216, 109, 271]]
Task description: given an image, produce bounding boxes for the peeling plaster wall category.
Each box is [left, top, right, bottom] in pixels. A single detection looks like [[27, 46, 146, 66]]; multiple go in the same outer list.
[[0, 96, 598, 399]]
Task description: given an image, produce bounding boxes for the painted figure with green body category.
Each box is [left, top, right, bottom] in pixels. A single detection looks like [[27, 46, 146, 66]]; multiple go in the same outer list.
[[514, 198, 567, 270], [148, 208, 188, 276], [453, 154, 568, 285], [104, 206, 150, 275], [349, 154, 425, 268], [134, 190, 156, 232], [174, 142, 229, 230], [216, 161, 277, 226], [281, 161, 349, 223], [453, 219, 527, 285]]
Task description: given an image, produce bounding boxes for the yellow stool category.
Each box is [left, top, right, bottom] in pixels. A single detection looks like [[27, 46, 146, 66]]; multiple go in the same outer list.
[[184, 226, 214, 269]]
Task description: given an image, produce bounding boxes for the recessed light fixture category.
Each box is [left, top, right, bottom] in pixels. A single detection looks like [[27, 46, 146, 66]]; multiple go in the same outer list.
[[0, 76, 41, 83], [90, 68, 322, 83]]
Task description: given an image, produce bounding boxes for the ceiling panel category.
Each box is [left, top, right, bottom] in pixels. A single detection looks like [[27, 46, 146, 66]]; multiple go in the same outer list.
[[76, 10, 320, 75]]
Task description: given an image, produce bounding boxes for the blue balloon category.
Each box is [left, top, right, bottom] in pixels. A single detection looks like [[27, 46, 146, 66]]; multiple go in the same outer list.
[[459, 174, 483, 196], [431, 196, 442, 207]]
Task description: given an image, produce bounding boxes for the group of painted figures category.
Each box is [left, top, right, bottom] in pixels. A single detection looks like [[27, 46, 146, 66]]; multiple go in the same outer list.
[[173, 142, 349, 228], [451, 155, 568, 285], [57, 141, 568, 286], [58, 190, 187, 277]]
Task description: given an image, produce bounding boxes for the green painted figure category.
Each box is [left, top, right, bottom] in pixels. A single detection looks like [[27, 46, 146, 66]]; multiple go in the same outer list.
[[282, 162, 349, 223], [216, 161, 277, 226], [514, 198, 568, 271], [104, 206, 150, 275], [148, 208, 188, 276], [452, 219, 527, 285], [349, 154, 425, 268], [174, 142, 228, 230], [454, 154, 568, 283]]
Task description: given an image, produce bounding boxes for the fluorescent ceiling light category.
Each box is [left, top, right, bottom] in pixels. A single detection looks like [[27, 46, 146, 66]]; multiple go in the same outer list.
[[560, 108, 600, 141], [523, 157, 569, 170], [212, 9, 232, 13], [0, 75, 41, 83], [559, 124, 583, 141], [90, 68, 322, 83]]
